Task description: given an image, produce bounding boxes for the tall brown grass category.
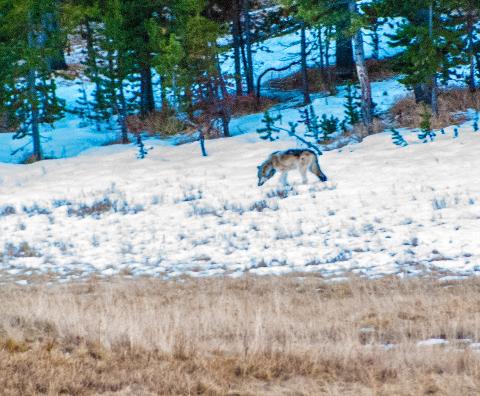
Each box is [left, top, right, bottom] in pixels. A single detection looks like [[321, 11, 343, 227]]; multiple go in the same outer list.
[[1, 275, 480, 395], [390, 88, 480, 129]]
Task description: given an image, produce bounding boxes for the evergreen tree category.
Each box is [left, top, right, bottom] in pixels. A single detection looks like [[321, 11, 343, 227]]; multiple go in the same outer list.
[[0, 0, 66, 161], [283, 0, 373, 130], [391, 128, 408, 146], [362, 1, 387, 60], [448, 0, 480, 91], [344, 82, 361, 126], [257, 110, 323, 155], [418, 104, 436, 142], [300, 106, 321, 141], [319, 114, 341, 141], [382, 0, 463, 109]]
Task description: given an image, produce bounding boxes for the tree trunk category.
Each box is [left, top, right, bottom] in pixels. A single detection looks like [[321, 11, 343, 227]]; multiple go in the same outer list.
[[467, 13, 476, 91], [300, 24, 311, 105], [215, 56, 231, 137], [243, 0, 255, 95], [336, 2, 354, 79], [160, 76, 168, 111], [84, 20, 103, 129], [27, 21, 42, 161], [139, 62, 155, 117], [28, 69, 42, 161], [40, 3, 67, 71], [413, 83, 433, 104], [232, 0, 244, 96], [325, 26, 331, 69], [349, 0, 373, 133], [118, 82, 129, 144], [412, 8, 436, 107], [371, 25, 380, 60], [318, 27, 325, 73], [428, 5, 438, 116]]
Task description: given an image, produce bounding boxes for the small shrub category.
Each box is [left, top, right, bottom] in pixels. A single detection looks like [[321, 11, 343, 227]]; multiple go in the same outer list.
[[432, 198, 447, 210], [2, 338, 29, 353], [300, 106, 321, 142], [67, 198, 143, 218], [4, 242, 39, 258], [22, 204, 51, 216], [319, 114, 342, 141], [0, 205, 16, 217], [67, 199, 114, 218], [418, 105, 436, 143], [190, 203, 221, 217], [249, 199, 278, 212], [391, 128, 408, 147], [126, 109, 186, 137], [344, 82, 361, 127]]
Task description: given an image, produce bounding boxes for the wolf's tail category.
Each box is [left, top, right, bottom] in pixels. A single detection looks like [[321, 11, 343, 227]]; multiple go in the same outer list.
[[310, 154, 328, 182]]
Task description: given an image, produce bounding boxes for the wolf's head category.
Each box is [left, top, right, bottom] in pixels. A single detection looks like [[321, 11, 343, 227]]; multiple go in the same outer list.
[[257, 162, 276, 186]]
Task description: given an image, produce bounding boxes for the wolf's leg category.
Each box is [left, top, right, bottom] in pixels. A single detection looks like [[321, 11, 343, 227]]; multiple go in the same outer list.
[[280, 172, 289, 186], [299, 167, 308, 184]]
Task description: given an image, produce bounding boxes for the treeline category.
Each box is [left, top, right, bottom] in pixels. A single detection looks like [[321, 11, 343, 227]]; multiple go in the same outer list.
[[0, 0, 479, 161]]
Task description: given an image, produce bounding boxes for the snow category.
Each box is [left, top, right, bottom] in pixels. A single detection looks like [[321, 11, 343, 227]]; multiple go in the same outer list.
[[1, 122, 479, 282], [417, 339, 449, 346]]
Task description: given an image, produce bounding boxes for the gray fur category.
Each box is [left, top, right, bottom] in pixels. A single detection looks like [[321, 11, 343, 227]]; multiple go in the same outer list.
[[257, 149, 328, 186]]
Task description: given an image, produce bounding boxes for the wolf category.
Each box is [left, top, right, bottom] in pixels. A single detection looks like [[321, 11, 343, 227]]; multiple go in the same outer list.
[[257, 149, 328, 186]]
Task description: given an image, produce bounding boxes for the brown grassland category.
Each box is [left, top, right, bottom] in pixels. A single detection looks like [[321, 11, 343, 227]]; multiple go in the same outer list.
[[389, 88, 480, 130], [1, 274, 480, 395]]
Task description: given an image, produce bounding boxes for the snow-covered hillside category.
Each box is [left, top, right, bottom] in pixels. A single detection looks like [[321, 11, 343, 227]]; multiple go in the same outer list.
[[1, 125, 479, 283]]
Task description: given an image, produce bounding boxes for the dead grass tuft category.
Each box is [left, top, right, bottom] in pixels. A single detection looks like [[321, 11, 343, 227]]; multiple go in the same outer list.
[[230, 95, 278, 117], [1, 275, 480, 395], [390, 88, 480, 129], [126, 109, 187, 137], [350, 117, 386, 140]]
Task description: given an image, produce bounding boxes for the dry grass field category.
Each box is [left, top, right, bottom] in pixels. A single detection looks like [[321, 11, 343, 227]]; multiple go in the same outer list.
[[1, 274, 480, 395]]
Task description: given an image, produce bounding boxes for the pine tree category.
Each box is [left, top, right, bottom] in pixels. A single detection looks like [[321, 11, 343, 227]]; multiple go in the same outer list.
[[319, 114, 341, 141], [382, 0, 463, 108], [391, 128, 408, 146], [257, 111, 282, 141], [418, 105, 436, 142], [300, 106, 321, 142], [0, 0, 66, 161], [99, 0, 134, 143], [362, 1, 387, 60], [257, 110, 323, 155], [285, 1, 373, 130], [448, 0, 480, 91], [344, 82, 361, 126]]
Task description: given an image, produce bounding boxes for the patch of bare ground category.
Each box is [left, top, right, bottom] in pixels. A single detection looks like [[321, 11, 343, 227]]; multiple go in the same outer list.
[[126, 96, 278, 139], [269, 58, 398, 93], [1, 275, 480, 395], [390, 88, 480, 129]]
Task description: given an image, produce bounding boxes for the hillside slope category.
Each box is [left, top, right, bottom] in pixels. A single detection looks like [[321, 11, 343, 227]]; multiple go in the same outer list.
[[1, 125, 479, 283]]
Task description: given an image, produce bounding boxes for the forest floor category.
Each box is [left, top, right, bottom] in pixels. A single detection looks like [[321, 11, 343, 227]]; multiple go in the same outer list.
[[2, 274, 480, 395]]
